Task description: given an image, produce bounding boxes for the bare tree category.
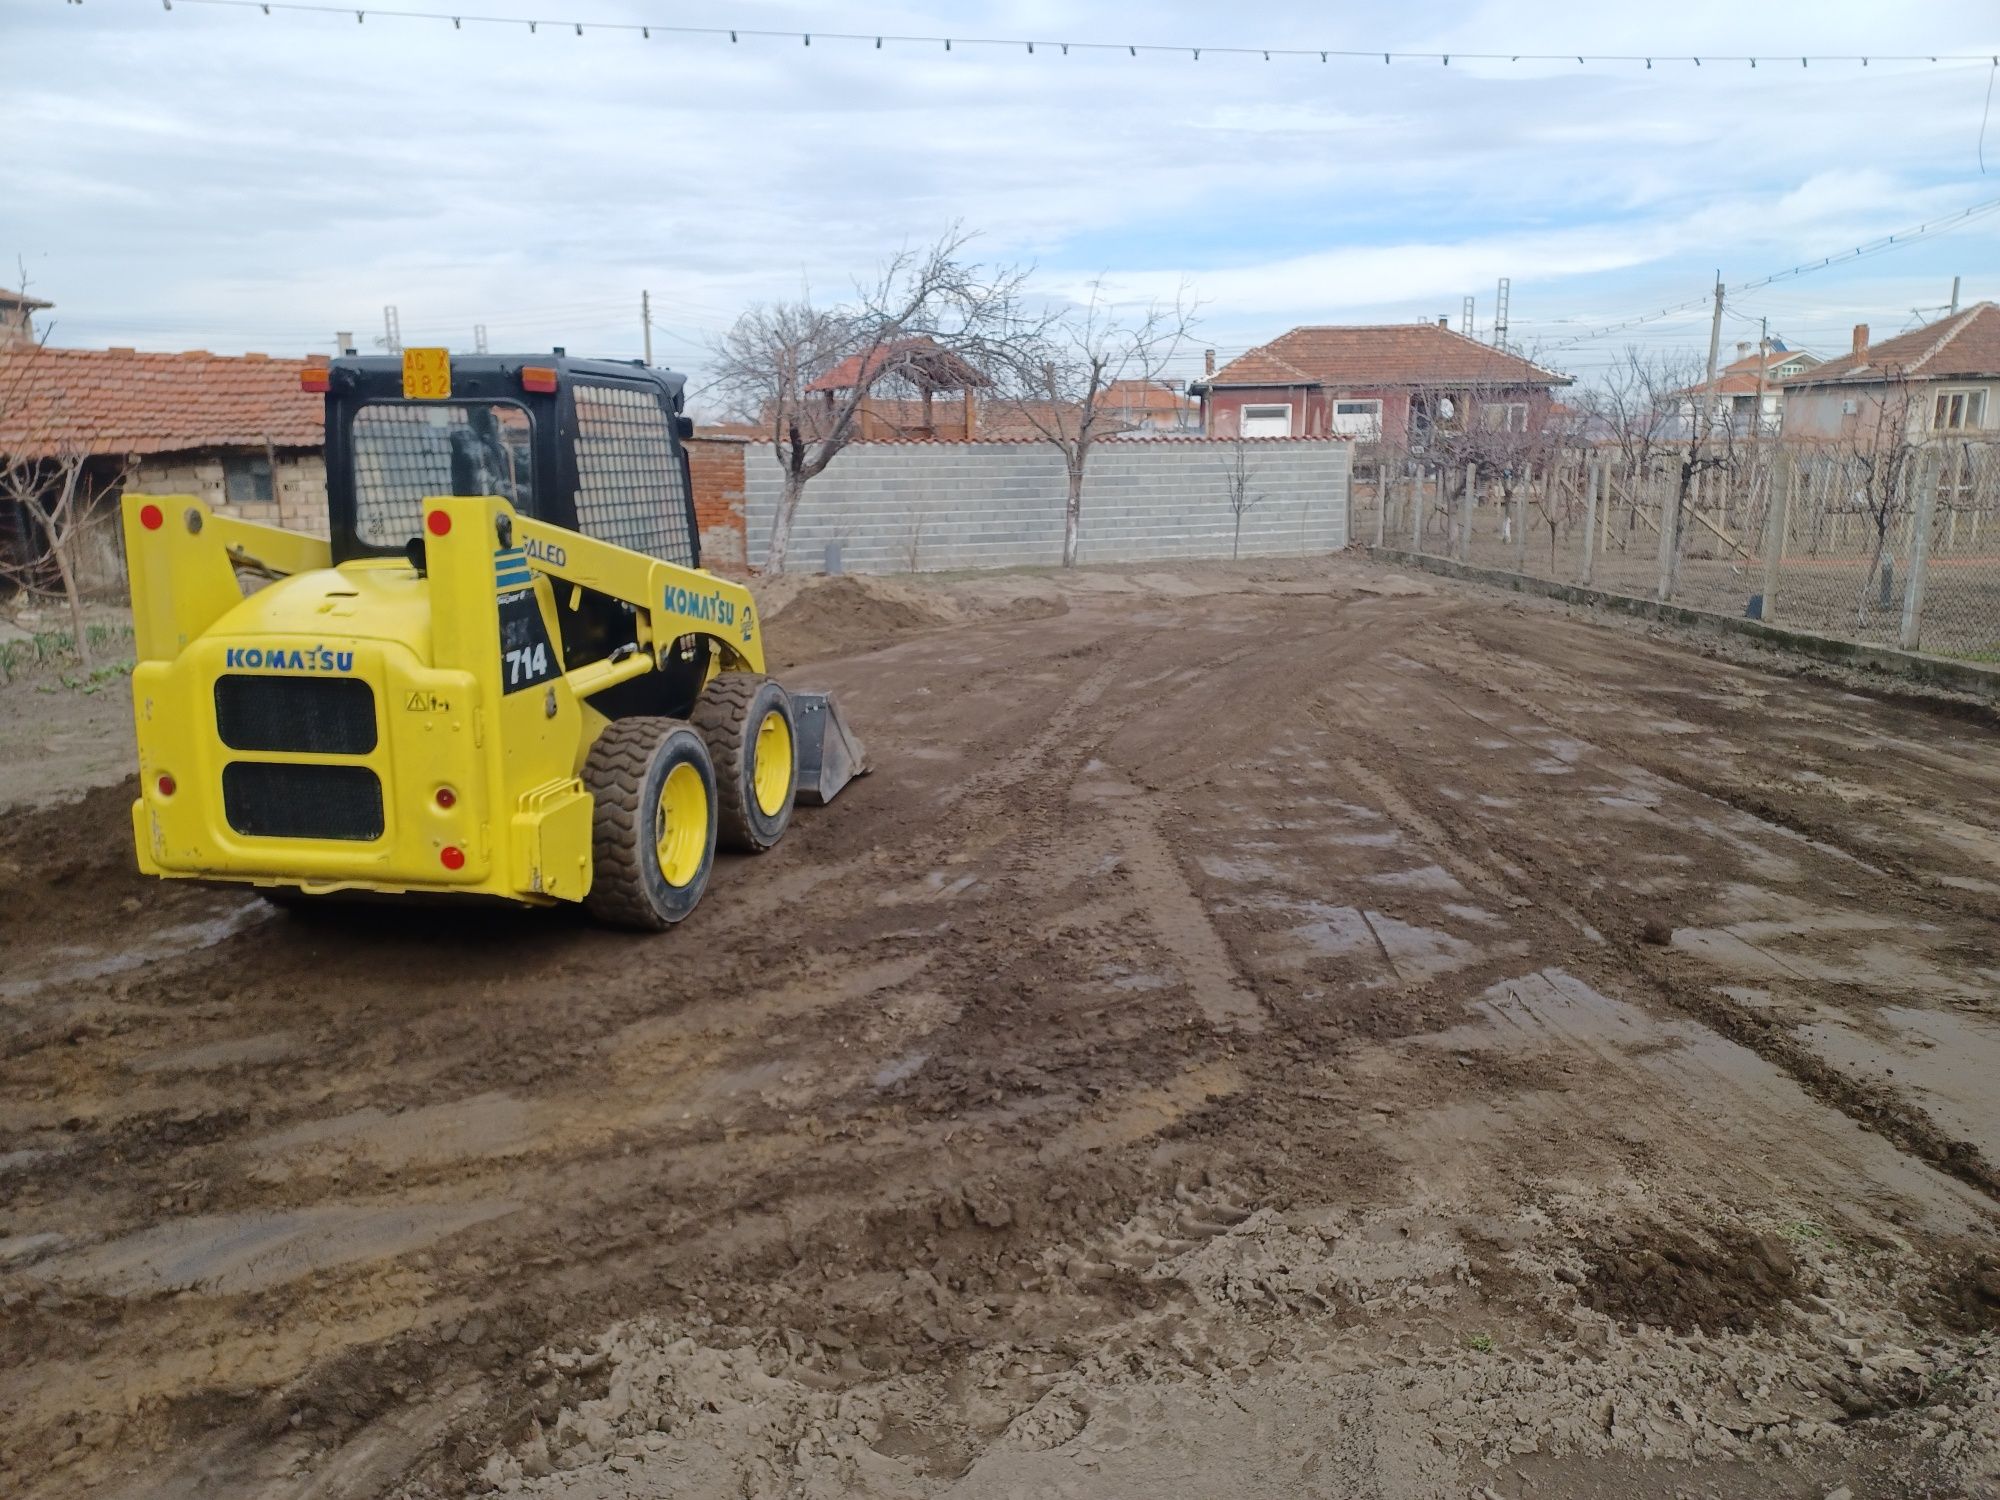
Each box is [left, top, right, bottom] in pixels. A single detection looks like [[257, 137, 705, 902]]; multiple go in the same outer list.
[[1220, 437, 1266, 559], [1831, 377, 1924, 628], [0, 283, 115, 666], [710, 228, 1027, 574], [989, 280, 1194, 567]]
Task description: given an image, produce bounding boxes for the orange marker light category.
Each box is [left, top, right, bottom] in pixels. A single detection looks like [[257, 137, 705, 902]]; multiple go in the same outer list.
[[426, 510, 452, 537], [139, 503, 164, 530], [440, 845, 466, 871], [521, 365, 558, 393], [300, 367, 330, 393]]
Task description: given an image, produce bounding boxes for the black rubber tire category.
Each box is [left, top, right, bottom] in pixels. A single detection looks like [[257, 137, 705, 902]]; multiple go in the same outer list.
[[582, 717, 718, 930], [690, 673, 796, 854]]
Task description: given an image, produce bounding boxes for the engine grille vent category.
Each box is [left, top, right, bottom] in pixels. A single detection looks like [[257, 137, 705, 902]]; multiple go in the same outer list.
[[215, 674, 377, 755], [222, 762, 384, 841]]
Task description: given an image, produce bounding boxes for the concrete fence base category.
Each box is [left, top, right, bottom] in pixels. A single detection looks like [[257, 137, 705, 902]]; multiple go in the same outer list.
[[1370, 546, 2000, 700]]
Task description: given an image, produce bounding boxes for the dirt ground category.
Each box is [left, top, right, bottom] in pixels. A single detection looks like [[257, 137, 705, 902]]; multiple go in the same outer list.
[[1, 554, 1997, 1500]]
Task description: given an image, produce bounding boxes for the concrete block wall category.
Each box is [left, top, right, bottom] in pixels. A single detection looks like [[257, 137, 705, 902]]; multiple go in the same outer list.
[[744, 439, 1349, 573], [136, 450, 329, 536]]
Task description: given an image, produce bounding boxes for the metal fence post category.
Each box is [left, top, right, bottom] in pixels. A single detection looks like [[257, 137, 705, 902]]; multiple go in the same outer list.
[[1760, 449, 1791, 624], [1580, 458, 1600, 586], [1899, 450, 1939, 651], [1458, 462, 1476, 564], [1411, 465, 1424, 552]]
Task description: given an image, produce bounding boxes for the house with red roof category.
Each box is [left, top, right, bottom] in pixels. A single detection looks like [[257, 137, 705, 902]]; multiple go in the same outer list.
[[1193, 319, 1572, 448], [1778, 304, 2000, 443], [1098, 378, 1200, 436], [0, 334, 327, 589], [1675, 341, 1822, 437]]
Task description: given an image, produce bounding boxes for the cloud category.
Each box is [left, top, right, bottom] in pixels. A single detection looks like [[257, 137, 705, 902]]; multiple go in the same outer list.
[[3, 0, 1996, 390]]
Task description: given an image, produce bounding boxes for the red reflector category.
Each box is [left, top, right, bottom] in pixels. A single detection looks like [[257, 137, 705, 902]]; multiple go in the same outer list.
[[426, 509, 452, 537], [300, 367, 330, 393], [435, 787, 457, 810], [440, 845, 466, 871], [139, 503, 164, 531], [521, 365, 558, 393], [157, 773, 176, 797]]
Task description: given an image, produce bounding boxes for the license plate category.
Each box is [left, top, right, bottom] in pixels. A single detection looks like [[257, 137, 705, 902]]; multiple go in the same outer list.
[[401, 347, 452, 400]]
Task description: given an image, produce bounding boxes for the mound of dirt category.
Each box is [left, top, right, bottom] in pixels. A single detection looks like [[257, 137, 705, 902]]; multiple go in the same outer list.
[[1584, 1225, 1803, 1334], [759, 573, 1062, 671], [0, 778, 225, 954]]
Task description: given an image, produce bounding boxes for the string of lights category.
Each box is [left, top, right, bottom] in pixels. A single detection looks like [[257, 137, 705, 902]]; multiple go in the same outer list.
[[121, 1, 2000, 71]]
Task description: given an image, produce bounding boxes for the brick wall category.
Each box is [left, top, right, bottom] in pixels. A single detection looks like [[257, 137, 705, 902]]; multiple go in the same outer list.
[[744, 438, 1350, 573], [686, 434, 748, 571]]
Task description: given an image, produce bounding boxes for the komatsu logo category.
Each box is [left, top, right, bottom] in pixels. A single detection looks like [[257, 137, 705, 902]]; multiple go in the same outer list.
[[664, 585, 736, 627], [223, 645, 355, 672]]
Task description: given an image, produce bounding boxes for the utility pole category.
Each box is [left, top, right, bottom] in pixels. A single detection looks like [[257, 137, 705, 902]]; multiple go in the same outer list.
[[1949, 275, 1961, 315], [1493, 276, 1511, 350], [474, 323, 489, 354], [381, 305, 401, 353], [641, 289, 653, 367], [1460, 295, 1474, 338], [1659, 273, 1724, 602]]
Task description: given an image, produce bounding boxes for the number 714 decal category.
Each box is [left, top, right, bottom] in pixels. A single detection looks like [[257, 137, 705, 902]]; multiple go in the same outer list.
[[495, 588, 559, 695]]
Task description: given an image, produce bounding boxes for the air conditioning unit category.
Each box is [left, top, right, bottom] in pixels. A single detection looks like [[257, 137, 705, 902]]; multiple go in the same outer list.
[[1840, 398, 1858, 415]]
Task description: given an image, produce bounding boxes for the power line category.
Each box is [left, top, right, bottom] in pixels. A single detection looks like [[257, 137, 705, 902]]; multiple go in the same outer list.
[[129, 2, 2000, 71], [1537, 194, 2000, 349]]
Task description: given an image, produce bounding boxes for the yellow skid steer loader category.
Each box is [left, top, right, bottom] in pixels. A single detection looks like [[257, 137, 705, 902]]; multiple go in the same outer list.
[[121, 350, 864, 929]]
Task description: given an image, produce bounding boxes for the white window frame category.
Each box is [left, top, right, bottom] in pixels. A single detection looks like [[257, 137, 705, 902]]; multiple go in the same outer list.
[[1239, 402, 1293, 437], [1932, 387, 1988, 432], [1330, 398, 1382, 438]]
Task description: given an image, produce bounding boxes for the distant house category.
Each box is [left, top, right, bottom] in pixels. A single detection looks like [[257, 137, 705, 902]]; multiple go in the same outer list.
[[802, 336, 989, 441], [1676, 341, 1821, 436], [1194, 320, 1572, 447], [0, 289, 52, 350], [1098, 378, 1200, 436], [0, 340, 324, 590], [1779, 304, 2000, 443]]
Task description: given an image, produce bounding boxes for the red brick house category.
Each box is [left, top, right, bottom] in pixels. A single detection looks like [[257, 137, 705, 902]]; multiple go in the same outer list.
[[1195, 320, 1572, 448]]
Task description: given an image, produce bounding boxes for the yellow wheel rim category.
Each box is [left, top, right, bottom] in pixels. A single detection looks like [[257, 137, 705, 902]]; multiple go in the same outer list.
[[655, 761, 707, 887], [752, 708, 794, 817]]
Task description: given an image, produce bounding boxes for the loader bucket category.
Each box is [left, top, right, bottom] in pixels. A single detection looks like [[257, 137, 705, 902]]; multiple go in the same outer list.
[[791, 691, 869, 806]]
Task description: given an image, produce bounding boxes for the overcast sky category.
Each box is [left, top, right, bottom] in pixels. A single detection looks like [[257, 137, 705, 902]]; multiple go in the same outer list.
[[6, 0, 1999, 401]]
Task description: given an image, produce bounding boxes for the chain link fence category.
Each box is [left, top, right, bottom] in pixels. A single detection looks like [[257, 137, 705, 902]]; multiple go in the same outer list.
[[1355, 440, 2000, 662]]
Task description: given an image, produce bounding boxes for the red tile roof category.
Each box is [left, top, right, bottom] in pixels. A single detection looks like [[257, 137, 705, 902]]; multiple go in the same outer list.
[[1208, 323, 1570, 390], [803, 336, 989, 394], [1098, 378, 1196, 416], [1781, 303, 2000, 387], [0, 346, 324, 460]]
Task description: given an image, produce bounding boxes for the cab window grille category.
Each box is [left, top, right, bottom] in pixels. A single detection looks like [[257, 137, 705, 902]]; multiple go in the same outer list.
[[349, 401, 534, 547], [216, 676, 377, 755], [222, 763, 384, 841], [572, 383, 696, 565]]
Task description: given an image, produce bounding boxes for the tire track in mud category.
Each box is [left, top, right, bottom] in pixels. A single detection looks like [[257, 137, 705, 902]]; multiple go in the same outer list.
[[1410, 625, 1999, 924], [1328, 639, 2000, 1207]]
